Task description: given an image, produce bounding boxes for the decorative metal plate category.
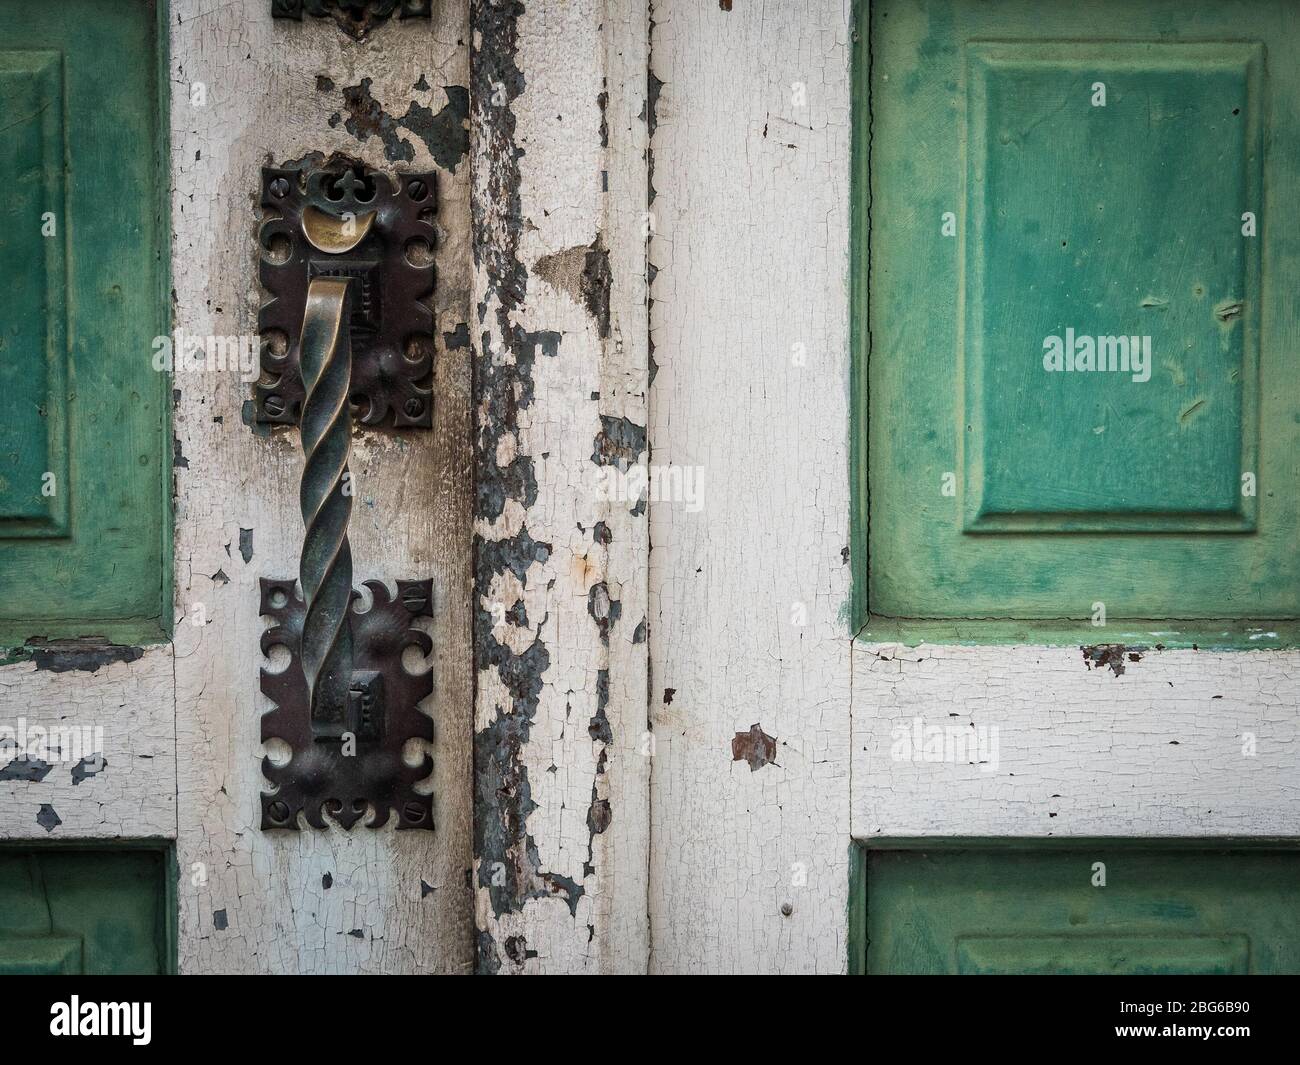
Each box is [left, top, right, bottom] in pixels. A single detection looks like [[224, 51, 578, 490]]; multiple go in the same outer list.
[[271, 0, 431, 40], [259, 577, 435, 830], [256, 161, 436, 428]]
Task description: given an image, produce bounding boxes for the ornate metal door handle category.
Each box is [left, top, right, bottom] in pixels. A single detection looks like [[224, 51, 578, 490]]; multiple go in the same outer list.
[[297, 277, 356, 740], [254, 161, 437, 831]]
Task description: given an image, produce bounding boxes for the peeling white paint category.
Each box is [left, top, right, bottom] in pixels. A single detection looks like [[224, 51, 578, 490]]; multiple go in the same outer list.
[[0, 650, 175, 839], [647, 0, 855, 975], [168, 1, 473, 973], [471, 0, 651, 974], [853, 644, 1300, 838]]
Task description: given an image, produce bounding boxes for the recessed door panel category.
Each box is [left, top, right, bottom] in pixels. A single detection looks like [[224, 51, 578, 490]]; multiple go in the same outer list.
[[964, 42, 1261, 534], [863, 845, 1300, 975], [0, 51, 68, 536], [865, 0, 1300, 624], [0, 848, 172, 975], [0, 0, 168, 644]]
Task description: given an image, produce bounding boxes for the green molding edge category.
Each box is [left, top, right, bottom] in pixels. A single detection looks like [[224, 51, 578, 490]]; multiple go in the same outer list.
[[856, 616, 1300, 651], [849, 837, 1300, 975], [848, 0, 871, 638], [156, 0, 175, 645], [857, 836, 1300, 852], [847, 0, 1297, 651], [847, 841, 867, 975], [164, 837, 179, 975]]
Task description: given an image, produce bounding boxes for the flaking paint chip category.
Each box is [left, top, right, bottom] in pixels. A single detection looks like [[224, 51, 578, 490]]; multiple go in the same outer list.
[[732, 724, 778, 772]]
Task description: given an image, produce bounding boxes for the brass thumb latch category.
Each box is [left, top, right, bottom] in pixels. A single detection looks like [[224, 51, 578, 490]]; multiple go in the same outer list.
[[253, 160, 437, 831]]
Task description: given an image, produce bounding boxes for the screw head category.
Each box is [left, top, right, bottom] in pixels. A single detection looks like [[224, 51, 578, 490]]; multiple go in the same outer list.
[[780, 901, 793, 917], [403, 801, 427, 824], [403, 396, 425, 419], [263, 394, 286, 417], [406, 179, 429, 202], [269, 176, 291, 198], [268, 800, 290, 824]]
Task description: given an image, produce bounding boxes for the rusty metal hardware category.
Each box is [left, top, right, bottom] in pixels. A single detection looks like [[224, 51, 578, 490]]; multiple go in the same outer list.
[[255, 161, 436, 831], [256, 162, 435, 428], [271, 0, 430, 39], [259, 578, 434, 830]]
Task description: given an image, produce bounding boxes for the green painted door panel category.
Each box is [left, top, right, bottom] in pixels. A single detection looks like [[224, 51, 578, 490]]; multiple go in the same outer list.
[[860, 844, 1300, 975], [965, 41, 1261, 535], [0, 848, 174, 975], [0, 51, 68, 536], [859, 0, 1300, 640], [0, 0, 169, 645]]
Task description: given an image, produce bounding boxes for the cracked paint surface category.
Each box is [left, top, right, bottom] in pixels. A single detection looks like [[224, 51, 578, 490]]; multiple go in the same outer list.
[[1081, 643, 1145, 676], [472, 0, 650, 973], [647, 0, 854, 975], [854, 643, 1300, 838], [164, 2, 473, 973], [324, 76, 470, 172], [732, 724, 779, 771], [19, 640, 144, 674], [0, 649, 174, 838]]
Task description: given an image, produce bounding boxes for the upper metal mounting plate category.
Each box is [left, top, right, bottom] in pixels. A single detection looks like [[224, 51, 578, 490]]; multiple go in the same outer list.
[[255, 162, 436, 429]]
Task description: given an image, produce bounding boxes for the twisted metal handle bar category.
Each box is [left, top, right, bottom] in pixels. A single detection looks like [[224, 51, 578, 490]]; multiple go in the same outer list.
[[298, 277, 355, 737]]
